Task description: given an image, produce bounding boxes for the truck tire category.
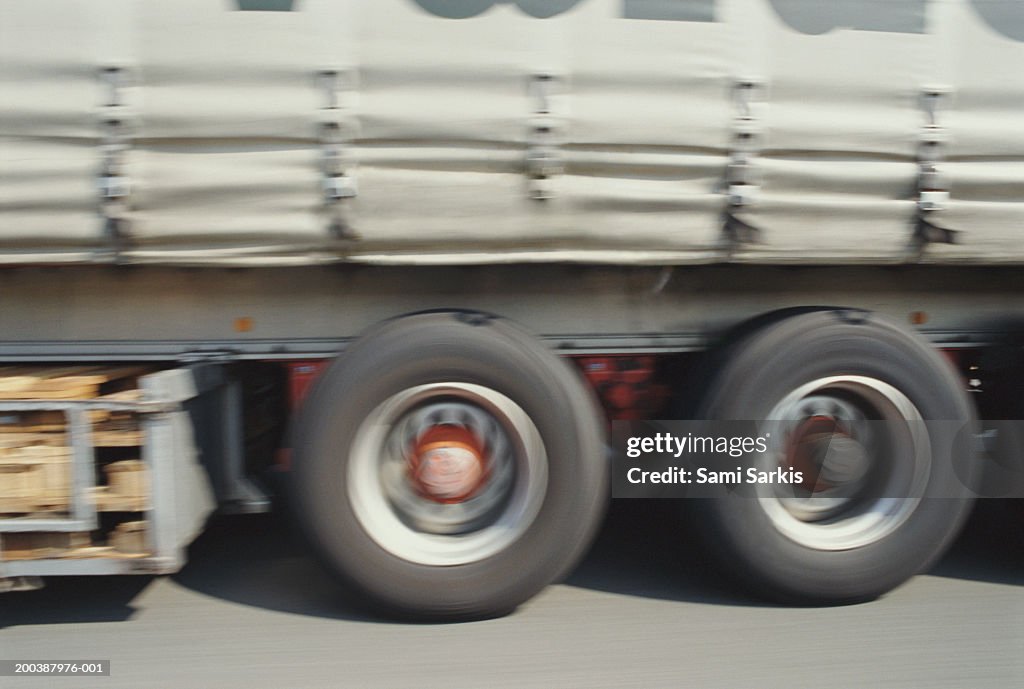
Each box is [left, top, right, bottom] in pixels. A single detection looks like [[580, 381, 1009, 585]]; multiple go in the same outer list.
[[693, 310, 979, 604], [290, 312, 608, 620]]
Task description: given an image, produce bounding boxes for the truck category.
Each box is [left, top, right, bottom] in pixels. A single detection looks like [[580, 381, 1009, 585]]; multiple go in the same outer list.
[[0, 0, 1022, 620]]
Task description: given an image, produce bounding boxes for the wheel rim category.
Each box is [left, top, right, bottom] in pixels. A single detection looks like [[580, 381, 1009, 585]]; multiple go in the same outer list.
[[758, 375, 931, 551], [348, 383, 548, 566]]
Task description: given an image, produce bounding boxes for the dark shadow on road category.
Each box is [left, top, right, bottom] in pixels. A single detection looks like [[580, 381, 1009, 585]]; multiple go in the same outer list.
[[928, 500, 1024, 587], [0, 575, 152, 629], [563, 500, 777, 607], [0, 511, 378, 629], [1, 498, 1019, 628], [568, 499, 1024, 603], [169, 511, 382, 624], [170, 501, 774, 620]]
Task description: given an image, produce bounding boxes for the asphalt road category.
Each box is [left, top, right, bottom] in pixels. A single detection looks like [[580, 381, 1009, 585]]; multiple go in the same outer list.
[[2, 501, 1022, 689]]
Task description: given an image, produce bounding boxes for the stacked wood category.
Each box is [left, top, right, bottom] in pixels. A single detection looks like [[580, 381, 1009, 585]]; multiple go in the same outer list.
[[0, 366, 157, 561], [110, 520, 149, 555], [92, 460, 150, 512], [0, 445, 71, 513], [0, 531, 92, 560], [0, 366, 151, 400]]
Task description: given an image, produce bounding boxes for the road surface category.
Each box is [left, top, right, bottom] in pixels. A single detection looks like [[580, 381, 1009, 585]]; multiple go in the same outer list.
[[2, 501, 1022, 688]]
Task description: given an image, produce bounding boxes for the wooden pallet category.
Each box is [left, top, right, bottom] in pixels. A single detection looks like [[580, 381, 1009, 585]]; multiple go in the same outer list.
[[90, 486, 149, 513], [0, 434, 67, 448], [0, 523, 151, 560], [0, 499, 70, 514], [0, 446, 72, 514], [60, 546, 150, 560], [2, 447, 148, 514], [0, 367, 153, 516], [92, 420, 144, 447], [0, 391, 141, 434], [0, 368, 156, 560], [0, 410, 110, 432], [0, 531, 91, 560], [1, 545, 150, 561], [1, 496, 148, 515], [0, 366, 152, 400], [0, 425, 143, 450]]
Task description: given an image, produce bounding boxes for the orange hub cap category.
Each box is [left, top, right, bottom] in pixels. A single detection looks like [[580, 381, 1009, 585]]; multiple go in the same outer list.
[[409, 425, 489, 503]]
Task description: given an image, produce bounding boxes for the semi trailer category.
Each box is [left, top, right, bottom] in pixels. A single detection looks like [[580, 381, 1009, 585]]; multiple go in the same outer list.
[[1, 0, 1023, 619]]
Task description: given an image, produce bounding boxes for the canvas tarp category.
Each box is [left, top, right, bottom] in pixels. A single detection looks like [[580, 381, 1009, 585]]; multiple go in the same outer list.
[[0, 0, 1022, 266]]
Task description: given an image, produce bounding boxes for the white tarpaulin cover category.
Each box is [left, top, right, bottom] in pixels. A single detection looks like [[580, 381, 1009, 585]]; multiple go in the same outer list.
[[0, 0, 1022, 266]]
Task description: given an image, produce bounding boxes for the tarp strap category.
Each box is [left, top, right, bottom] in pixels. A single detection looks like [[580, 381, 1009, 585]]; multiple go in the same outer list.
[[525, 73, 566, 201], [97, 66, 135, 263], [318, 69, 360, 241], [721, 78, 764, 253], [909, 87, 959, 259]]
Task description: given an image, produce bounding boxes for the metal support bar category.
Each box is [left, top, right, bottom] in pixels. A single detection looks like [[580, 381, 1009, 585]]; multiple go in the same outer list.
[[217, 378, 271, 513], [67, 406, 98, 529], [173, 363, 271, 512], [142, 412, 178, 567]]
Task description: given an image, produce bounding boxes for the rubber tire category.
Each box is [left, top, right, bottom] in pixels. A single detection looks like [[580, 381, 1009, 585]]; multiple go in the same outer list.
[[290, 312, 608, 620], [692, 310, 979, 604]]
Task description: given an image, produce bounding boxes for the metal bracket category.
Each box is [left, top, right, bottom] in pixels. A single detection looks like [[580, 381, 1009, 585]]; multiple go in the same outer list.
[[910, 87, 959, 255], [215, 376, 271, 514], [318, 69, 360, 241], [721, 79, 764, 248], [526, 73, 566, 201], [97, 66, 135, 262]]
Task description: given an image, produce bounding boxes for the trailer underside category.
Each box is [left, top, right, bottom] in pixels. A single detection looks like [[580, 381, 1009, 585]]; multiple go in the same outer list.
[[1, 264, 1023, 362]]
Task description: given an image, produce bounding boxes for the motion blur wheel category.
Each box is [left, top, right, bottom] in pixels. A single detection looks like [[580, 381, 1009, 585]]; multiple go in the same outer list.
[[291, 312, 607, 620], [349, 383, 548, 565], [694, 310, 979, 604]]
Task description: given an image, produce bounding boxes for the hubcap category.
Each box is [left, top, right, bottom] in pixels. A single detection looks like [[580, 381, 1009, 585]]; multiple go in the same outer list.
[[758, 376, 930, 550], [408, 424, 489, 503], [348, 383, 548, 566]]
